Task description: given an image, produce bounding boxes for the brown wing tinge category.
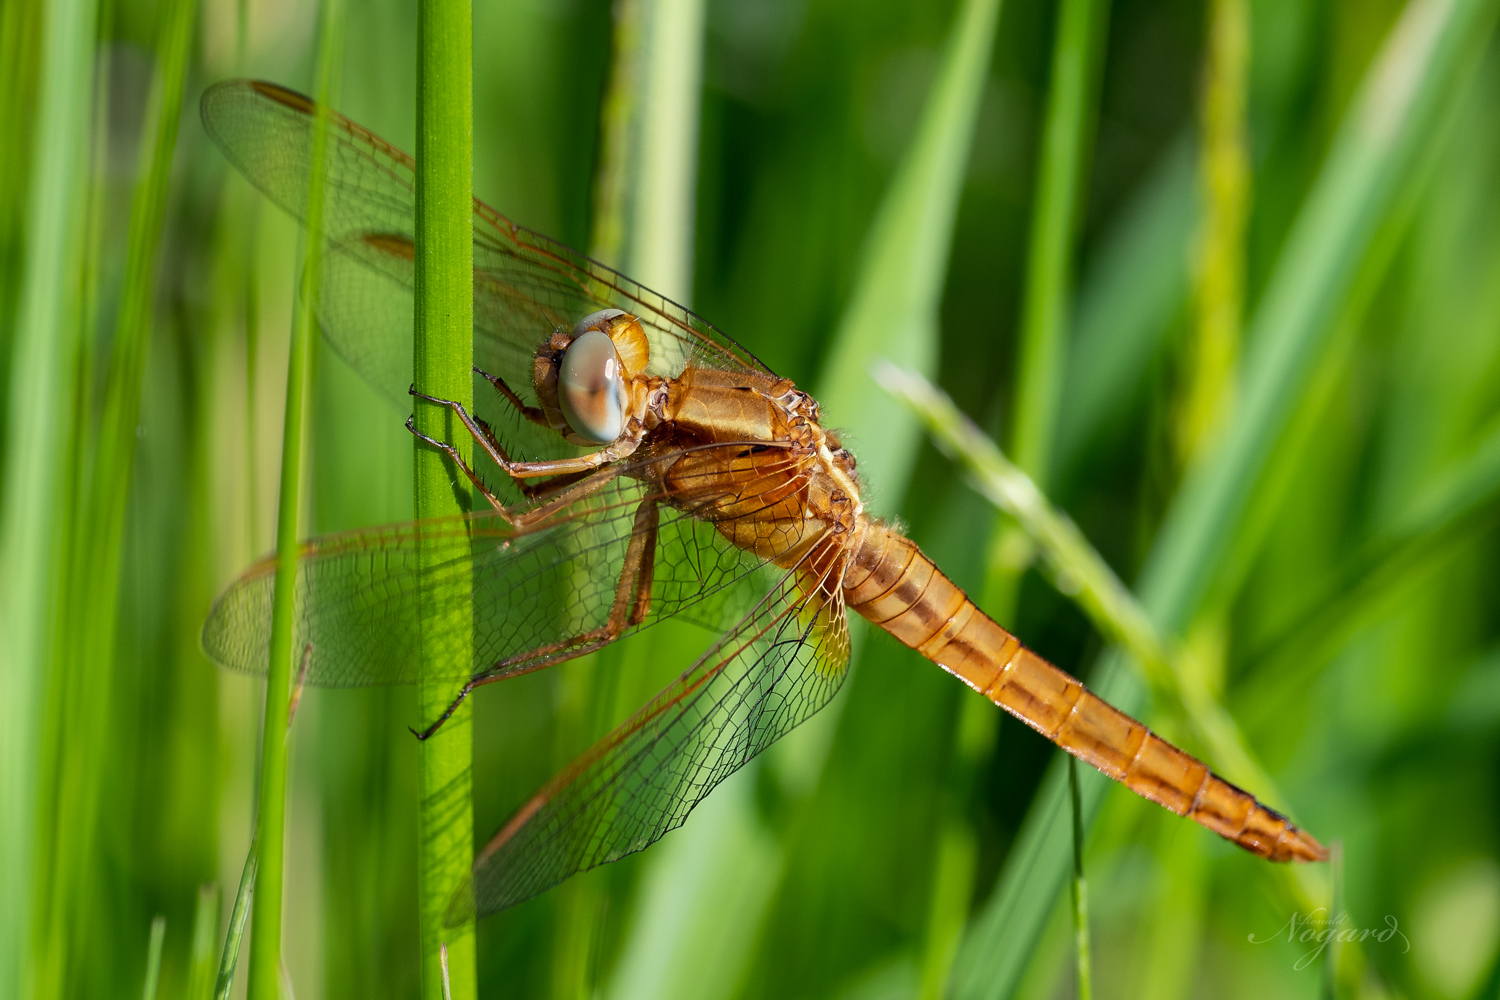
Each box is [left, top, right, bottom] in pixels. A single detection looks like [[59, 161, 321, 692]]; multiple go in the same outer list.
[[846, 521, 1327, 864]]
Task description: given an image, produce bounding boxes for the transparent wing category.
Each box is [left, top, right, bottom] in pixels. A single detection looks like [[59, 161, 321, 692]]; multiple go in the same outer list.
[[199, 79, 770, 423], [447, 544, 850, 919], [200, 456, 800, 687]]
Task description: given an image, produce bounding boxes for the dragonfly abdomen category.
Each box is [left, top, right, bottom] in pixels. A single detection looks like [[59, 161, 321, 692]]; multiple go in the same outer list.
[[843, 520, 1326, 863]]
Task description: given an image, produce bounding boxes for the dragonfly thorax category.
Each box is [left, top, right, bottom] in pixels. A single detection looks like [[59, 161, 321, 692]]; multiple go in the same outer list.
[[638, 364, 863, 569]]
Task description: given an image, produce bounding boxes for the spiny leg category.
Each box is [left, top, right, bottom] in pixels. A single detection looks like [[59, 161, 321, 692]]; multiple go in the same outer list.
[[412, 498, 662, 741], [410, 385, 639, 482], [404, 416, 630, 532], [407, 386, 642, 521], [405, 415, 508, 513], [521, 467, 604, 505], [474, 365, 550, 429], [507, 466, 631, 530]]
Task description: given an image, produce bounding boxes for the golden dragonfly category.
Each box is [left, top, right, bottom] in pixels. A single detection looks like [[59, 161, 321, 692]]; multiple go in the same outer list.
[[200, 80, 1326, 923]]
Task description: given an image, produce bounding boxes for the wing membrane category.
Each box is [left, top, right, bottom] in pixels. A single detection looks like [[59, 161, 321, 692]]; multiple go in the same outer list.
[[201, 466, 777, 688], [200, 79, 769, 424], [450, 546, 850, 919]]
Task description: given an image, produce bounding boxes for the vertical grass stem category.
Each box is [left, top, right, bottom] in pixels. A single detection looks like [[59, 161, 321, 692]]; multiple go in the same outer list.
[[589, 0, 642, 268], [981, 0, 1109, 654], [413, 0, 476, 995], [1005, 0, 1110, 485], [1068, 761, 1091, 1000], [631, 0, 705, 300], [141, 916, 166, 1000], [213, 834, 258, 1000], [0, 0, 97, 989], [187, 884, 220, 1000], [1177, 0, 1249, 464], [244, 0, 344, 994]]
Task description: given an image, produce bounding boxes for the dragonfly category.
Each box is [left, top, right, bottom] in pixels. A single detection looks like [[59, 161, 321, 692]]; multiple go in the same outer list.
[[200, 79, 1327, 924]]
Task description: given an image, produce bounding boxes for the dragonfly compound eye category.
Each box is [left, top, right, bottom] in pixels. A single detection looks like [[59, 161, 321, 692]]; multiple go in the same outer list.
[[558, 329, 627, 443]]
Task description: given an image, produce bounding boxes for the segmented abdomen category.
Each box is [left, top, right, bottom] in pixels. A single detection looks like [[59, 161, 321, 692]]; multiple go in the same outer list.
[[841, 520, 1326, 863]]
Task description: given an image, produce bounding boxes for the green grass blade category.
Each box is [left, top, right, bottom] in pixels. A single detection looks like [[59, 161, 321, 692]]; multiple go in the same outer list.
[[629, 0, 706, 298], [246, 2, 345, 997], [916, 820, 978, 1000], [141, 915, 166, 1000], [1175, 0, 1249, 464], [1067, 761, 1091, 1000], [0, 0, 44, 370], [978, 0, 1111, 782], [187, 884, 220, 1000], [0, 0, 97, 989], [242, 200, 262, 559], [1006, 0, 1110, 483], [589, 0, 642, 268], [815, 0, 1003, 512], [214, 836, 258, 1000], [951, 0, 1500, 995], [412, 0, 477, 995]]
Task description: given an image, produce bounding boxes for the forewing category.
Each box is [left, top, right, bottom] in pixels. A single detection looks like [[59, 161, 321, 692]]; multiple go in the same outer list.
[[449, 546, 851, 919], [467, 214, 765, 392], [201, 473, 773, 688], [199, 79, 768, 425]]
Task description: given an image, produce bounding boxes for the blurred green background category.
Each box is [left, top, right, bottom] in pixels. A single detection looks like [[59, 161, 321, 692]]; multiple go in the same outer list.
[[4, 0, 1500, 997]]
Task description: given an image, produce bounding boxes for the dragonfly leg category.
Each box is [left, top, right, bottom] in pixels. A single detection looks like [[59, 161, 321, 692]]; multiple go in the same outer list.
[[410, 678, 478, 741], [517, 467, 604, 504], [625, 498, 659, 624], [474, 366, 550, 429], [410, 498, 661, 741], [405, 415, 509, 513], [495, 497, 661, 660], [406, 412, 635, 527], [418, 393, 544, 500], [286, 642, 314, 730], [410, 386, 528, 478], [508, 467, 627, 530], [410, 386, 642, 485]]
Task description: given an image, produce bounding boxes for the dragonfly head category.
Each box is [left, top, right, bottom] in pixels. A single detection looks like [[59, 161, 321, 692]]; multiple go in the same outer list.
[[533, 309, 651, 445]]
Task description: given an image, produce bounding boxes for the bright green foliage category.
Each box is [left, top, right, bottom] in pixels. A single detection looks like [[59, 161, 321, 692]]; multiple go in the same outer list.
[[6, 0, 1500, 999]]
